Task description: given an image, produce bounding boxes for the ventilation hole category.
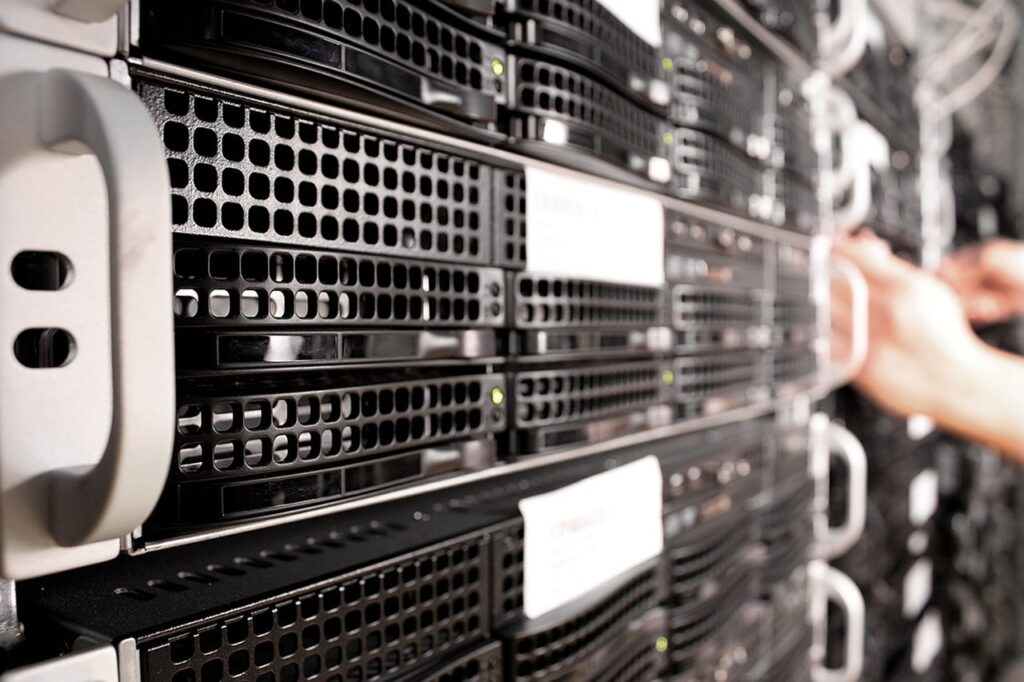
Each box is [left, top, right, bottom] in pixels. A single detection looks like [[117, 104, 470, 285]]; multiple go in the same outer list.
[[178, 571, 218, 585], [11, 251, 73, 290], [13, 328, 75, 368], [114, 587, 154, 602]]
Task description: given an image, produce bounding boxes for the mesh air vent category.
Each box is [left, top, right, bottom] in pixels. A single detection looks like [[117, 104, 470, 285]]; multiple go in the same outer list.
[[173, 373, 506, 481], [504, 0, 661, 100], [668, 53, 761, 142], [511, 57, 667, 173], [503, 566, 663, 681], [514, 360, 668, 427], [514, 275, 663, 329], [404, 641, 503, 682], [667, 516, 751, 598], [673, 353, 765, 415], [139, 79, 525, 264], [493, 169, 528, 269], [672, 128, 762, 213], [771, 348, 818, 386], [140, 533, 490, 682], [172, 241, 505, 328], [143, 0, 506, 123], [491, 523, 525, 621], [667, 566, 753, 667], [673, 286, 763, 331]]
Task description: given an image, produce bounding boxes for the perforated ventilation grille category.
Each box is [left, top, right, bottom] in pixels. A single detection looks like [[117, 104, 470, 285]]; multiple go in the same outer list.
[[162, 0, 502, 98], [512, 57, 663, 160], [507, 0, 660, 87], [672, 128, 761, 211], [669, 55, 761, 140], [409, 642, 503, 682], [771, 348, 817, 385], [763, 627, 812, 682], [673, 353, 764, 407], [667, 567, 753, 667], [594, 638, 664, 682], [761, 479, 813, 584], [492, 169, 527, 269], [173, 373, 505, 481], [514, 361, 668, 427], [139, 79, 522, 264], [491, 523, 525, 620], [673, 286, 763, 330], [776, 174, 818, 233], [667, 517, 751, 598], [172, 241, 505, 328], [774, 102, 816, 182], [139, 533, 490, 682], [504, 567, 662, 681], [514, 275, 663, 329]]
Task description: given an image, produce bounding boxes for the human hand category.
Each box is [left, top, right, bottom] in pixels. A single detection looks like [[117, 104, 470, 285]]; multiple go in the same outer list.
[[940, 239, 1024, 325], [832, 232, 984, 419]]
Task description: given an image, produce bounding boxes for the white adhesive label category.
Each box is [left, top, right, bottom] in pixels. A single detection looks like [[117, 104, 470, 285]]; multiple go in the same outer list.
[[600, 0, 663, 47], [525, 165, 665, 286], [518, 456, 664, 619], [908, 469, 939, 526]]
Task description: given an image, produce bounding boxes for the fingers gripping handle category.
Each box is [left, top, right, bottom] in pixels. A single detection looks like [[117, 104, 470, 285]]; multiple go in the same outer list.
[[810, 561, 866, 682], [38, 71, 175, 546], [811, 415, 868, 561], [829, 257, 869, 387]]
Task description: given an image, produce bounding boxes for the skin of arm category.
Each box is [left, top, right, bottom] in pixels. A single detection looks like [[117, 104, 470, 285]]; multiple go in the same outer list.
[[832, 233, 1024, 461], [940, 238, 1024, 324]]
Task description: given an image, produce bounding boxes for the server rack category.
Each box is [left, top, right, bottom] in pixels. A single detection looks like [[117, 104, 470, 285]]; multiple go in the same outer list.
[[6, 0, 1017, 680]]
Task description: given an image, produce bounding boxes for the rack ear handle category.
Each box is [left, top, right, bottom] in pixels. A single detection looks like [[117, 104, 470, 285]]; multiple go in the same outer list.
[[811, 416, 868, 560], [822, 0, 868, 77], [54, 0, 127, 23], [827, 257, 869, 388], [810, 560, 866, 682], [35, 70, 175, 547]]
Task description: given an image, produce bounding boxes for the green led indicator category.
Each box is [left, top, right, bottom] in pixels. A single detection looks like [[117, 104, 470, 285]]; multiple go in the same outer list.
[[491, 58, 506, 77], [661, 57, 674, 72], [490, 386, 506, 406], [662, 369, 675, 385], [662, 131, 674, 145], [655, 636, 669, 653]]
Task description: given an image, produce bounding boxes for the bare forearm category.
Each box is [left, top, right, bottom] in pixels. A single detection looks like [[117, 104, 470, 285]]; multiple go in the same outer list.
[[933, 342, 1024, 461]]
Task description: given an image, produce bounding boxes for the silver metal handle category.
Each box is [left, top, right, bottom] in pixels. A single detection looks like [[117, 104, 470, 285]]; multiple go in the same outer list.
[[34, 70, 175, 546], [828, 257, 869, 388], [811, 416, 868, 560], [810, 560, 865, 682], [54, 0, 127, 22], [822, 0, 868, 77]]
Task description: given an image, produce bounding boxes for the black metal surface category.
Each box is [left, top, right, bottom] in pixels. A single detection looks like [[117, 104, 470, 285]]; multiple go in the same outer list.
[[172, 239, 507, 334], [140, 0, 509, 133], [506, 55, 671, 183], [511, 359, 672, 453], [152, 368, 507, 530], [499, 559, 666, 681], [138, 76, 524, 265], [672, 351, 769, 418], [500, 0, 665, 110]]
